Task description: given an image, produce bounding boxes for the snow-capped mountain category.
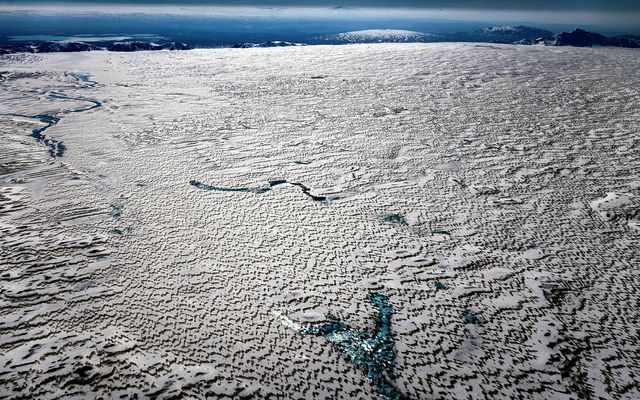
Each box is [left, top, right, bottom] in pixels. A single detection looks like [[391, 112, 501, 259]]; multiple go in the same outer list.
[[107, 41, 192, 52], [5, 41, 99, 53], [325, 29, 436, 43], [479, 25, 553, 39], [477, 25, 554, 42], [320, 26, 553, 45], [1, 27, 639, 54], [232, 41, 303, 48], [0, 40, 191, 53]]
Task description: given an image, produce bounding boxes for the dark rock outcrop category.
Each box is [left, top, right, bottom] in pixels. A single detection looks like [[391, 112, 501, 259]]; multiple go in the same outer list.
[[548, 29, 612, 47], [608, 36, 640, 48], [537, 29, 640, 48]]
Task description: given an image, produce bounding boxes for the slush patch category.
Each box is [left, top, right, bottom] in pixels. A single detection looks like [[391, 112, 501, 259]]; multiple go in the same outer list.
[[110, 203, 123, 219], [67, 71, 99, 87], [380, 213, 407, 225], [463, 309, 486, 325], [435, 281, 448, 291], [276, 293, 408, 400]]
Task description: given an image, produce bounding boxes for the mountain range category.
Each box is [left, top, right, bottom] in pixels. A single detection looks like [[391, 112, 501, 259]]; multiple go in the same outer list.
[[0, 41, 191, 54], [318, 26, 639, 48], [1, 27, 638, 54]]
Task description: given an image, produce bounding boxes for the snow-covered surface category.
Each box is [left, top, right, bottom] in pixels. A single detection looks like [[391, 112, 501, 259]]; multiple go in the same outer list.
[[1, 43, 639, 399]]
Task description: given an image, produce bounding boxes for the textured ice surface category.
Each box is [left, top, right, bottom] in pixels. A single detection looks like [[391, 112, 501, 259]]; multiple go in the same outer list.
[[1, 43, 640, 399]]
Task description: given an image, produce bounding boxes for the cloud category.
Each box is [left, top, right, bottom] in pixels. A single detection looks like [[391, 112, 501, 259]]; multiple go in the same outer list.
[[0, 0, 639, 12]]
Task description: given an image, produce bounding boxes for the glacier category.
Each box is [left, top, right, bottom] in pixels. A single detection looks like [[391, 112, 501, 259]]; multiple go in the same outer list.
[[1, 43, 639, 399]]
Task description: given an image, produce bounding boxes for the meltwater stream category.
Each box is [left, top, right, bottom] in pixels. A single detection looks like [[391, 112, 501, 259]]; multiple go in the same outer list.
[[190, 178, 330, 202], [15, 73, 102, 157]]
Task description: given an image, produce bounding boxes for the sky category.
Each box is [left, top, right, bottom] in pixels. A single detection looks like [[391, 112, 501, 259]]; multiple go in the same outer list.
[[0, 0, 639, 11]]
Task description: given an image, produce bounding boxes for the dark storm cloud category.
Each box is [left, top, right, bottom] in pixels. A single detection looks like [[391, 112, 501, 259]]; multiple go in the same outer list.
[[0, 0, 638, 12]]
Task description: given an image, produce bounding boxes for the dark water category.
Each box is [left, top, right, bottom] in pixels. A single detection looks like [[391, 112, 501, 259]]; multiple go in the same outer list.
[[189, 180, 270, 194]]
